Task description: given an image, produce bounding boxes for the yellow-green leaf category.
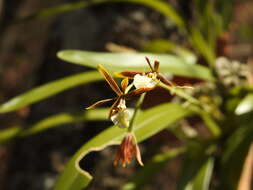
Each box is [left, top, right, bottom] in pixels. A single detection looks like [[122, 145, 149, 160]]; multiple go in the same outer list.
[[0, 108, 108, 144], [53, 103, 192, 190], [0, 71, 102, 113], [57, 50, 214, 81]]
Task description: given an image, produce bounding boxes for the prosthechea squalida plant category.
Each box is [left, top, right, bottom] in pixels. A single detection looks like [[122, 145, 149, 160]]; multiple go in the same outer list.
[[86, 57, 192, 167]]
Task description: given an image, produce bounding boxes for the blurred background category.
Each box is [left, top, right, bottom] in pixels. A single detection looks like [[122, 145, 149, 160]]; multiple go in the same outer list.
[[0, 0, 252, 189]]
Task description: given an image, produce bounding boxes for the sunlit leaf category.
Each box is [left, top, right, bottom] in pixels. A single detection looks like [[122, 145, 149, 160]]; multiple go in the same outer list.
[[0, 71, 102, 113], [121, 148, 186, 190], [53, 103, 192, 190], [0, 108, 109, 144], [57, 50, 214, 81], [235, 94, 253, 115]]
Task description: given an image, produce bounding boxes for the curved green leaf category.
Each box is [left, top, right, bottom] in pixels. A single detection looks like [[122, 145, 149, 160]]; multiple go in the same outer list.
[[177, 141, 215, 190], [191, 158, 214, 190], [16, 0, 185, 30], [121, 147, 186, 190], [142, 40, 197, 64], [53, 103, 192, 190], [0, 108, 109, 144], [221, 115, 253, 190], [0, 71, 102, 113], [57, 50, 214, 81]]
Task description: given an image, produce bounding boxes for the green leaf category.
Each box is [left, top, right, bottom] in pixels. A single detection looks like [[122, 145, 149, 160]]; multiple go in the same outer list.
[[57, 50, 214, 81], [177, 140, 215, 190], [0, 108, 108, 144], [53, 103, 192, 190], [235, 94, 253, 115], [121, 147, 186, 190], [0, 71, 102, 113], [189, 27, 215, 66], [220, 115, 253, 190], [142, 40, 197, 64], [216, 0, 236, 29], [191, 158, 214, 190], [16, 0, 185, 30]]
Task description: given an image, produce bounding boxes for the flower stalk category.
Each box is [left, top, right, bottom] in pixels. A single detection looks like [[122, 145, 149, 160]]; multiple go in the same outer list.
[[128, 93, 146, 132]]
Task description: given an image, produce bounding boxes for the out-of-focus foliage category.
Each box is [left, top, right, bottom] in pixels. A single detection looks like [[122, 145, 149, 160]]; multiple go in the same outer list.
[[0, 108, 109, 144], [0, 71, 102, 113]]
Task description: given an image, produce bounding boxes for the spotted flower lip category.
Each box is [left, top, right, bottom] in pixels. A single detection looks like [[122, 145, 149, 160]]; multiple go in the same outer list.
[[86, 64, 150, 127], [114, 132, 143, 167]]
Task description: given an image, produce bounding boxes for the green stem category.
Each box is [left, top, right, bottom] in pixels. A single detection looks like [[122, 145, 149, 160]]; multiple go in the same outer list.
[[128, 93, 146, 132], [159, 82, 201, 107], [190, 105, 221, 137], [159, 82, 221, 137]]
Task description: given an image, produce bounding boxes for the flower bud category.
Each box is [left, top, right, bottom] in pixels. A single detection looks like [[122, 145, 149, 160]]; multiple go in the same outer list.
[[110, 108, 131, 128], [114, 132, 143, 167]]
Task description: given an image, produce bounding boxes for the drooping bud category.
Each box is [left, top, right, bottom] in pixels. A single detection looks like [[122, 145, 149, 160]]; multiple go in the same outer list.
[[114, 132, 143, 167]]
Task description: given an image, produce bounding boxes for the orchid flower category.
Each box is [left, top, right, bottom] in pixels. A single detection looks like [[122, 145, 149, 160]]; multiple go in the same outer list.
[[116, 57, 192, 90], [115, 57, 174, 89], [86, 64, 150, 128]]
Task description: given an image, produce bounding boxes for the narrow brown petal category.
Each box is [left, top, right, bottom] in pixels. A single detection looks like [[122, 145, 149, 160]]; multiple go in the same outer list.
[[121, 78, 129, 93], [125, 88, 152, 98], [108, 97, 121, 118], [145, 57, 154, 72], [135, 144, 144, 166], [98, 64, 123, 96], [154, 60, 160, 72], [86, 98, 114, 109], [158, 74, 173, 87], [114, 71, 142, 79]]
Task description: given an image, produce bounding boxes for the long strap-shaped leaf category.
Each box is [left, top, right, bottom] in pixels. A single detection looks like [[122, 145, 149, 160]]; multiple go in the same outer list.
[[0, 71, 102, 113], [57, 51, 214, 81], [220, 116, 253, 190], [0, 108, 109, 144], [177, 142, 215, 190], [53, 103, 192, 190], [16, 0, 185, 30]]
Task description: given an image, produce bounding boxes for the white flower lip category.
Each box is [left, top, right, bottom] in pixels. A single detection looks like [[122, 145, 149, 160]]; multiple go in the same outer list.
[[133, 74, 157, 89], [111, 108, 131, 128]]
